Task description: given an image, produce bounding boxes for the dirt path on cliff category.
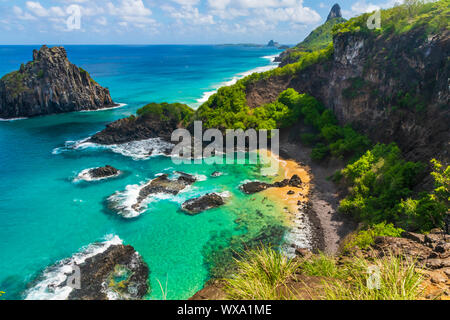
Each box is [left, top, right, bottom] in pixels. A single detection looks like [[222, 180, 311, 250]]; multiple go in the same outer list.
[[279, 128, 357, 255]]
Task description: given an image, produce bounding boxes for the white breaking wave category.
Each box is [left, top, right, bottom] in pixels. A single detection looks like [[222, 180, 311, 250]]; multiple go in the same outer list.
[[79, 103, 128, 112], [282, 203, 314, 258], [24, 235, 123, 300], [53, 137, 174, 161], [0, 117, 28, 121], [195, 54, 280, 107]]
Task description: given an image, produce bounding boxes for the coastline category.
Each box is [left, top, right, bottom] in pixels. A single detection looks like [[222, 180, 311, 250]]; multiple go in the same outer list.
[[259, 149, 324, 254], [278, 127, 357, 255], [195, 54, 280, 107]]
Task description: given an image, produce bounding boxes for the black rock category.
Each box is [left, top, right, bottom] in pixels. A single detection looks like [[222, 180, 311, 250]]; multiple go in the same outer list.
[[89, 165, 119, 179], [289, 175, 303, 188], [182, 193, 225, 214], [68, 244, 149, 300], [327, 3, 342, 21], [241, 181, 271, 194]]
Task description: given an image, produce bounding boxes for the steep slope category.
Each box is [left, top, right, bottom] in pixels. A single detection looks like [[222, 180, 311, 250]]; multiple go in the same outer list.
[[276, 4, 346, 66], [0, 45, 116, 119], [200, 1, 449, 163]]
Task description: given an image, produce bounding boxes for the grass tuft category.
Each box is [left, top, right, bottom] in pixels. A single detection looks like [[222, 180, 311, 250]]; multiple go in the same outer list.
[[223, 246, 300, 300]]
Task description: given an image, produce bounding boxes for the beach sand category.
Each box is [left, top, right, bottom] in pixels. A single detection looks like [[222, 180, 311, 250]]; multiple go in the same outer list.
[[259, 149, 310, 219]]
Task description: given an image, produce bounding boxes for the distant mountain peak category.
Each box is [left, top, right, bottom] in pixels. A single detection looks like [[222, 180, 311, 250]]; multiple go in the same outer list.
[[327, 3, 342, 21]]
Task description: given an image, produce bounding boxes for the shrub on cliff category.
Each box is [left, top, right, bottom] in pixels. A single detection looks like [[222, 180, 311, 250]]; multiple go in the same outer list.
[[136, 102, 194, 126], [336, 143, 449, 231], [333, 0, 449, 37], [396, 159, 449, 232], [342, 222, 404, 252]]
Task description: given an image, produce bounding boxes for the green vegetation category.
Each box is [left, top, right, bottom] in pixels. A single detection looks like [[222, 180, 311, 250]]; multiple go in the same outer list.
[[321, 253, 424, 300], [396, 159, 449, 232], [338, 144, 448, 232], [333, 0, 449, 37], [223, 247, 299, 300], [1, 71, 28, 98], [342, 222, 404, 252], [299, 253, 346, 279], [278, 88, 371, 161], [136, 102, 194, 126], [195, 45, 335, 130], [280, 16, 346, 65], [223, 247, 424, 300]]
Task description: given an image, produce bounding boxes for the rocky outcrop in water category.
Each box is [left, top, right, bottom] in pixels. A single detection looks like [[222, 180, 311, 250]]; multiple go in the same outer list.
[[241, 175, 303, 194], [89, 165, 119, 179], [131, 173, 196, 213], [89, 114, 177, 145], [0, 45, 115, 119], [68, 244, 149, 300], [182, 193, 225, 214], [89, 102, 194, 145]]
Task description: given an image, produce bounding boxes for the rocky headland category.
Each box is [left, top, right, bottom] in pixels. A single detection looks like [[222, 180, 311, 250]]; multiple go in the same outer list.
[[0, 45, 116, 119]]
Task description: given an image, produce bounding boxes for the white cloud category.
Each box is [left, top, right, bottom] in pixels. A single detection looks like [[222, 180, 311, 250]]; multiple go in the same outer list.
[[163, 5, 215, 25], [342, 0, 403, 17], [107, 0, 152, 17]]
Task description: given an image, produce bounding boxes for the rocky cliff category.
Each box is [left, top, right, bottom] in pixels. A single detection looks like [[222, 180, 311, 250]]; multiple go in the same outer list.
[[247, 28, 450, 163], [0, 45, 115, 118]]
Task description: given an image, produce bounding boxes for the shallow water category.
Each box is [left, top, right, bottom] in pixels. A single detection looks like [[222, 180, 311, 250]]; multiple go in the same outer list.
[[0, 45, 292, 300]]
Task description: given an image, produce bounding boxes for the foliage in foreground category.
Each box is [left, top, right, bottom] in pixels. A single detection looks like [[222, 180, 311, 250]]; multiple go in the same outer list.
[[223, 247, 299, 300], [224, 247, 424, 300], [321, 254, 424, 300]]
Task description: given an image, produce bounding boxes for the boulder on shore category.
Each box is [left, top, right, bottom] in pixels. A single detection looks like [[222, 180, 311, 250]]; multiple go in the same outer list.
[[182, 193, 225, 214]]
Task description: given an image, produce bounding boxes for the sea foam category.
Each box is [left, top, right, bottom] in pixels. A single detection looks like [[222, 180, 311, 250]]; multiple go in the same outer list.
[[195, 54, 279, 106], [24, 235, 123, 300], [53, 137, 174, 160]]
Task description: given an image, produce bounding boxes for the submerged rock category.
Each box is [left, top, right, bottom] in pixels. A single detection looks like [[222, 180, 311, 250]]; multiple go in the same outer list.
[[68, 244, 149, 300], [211, 171, 223, 177], [182, 193, 225, 214], [0, 45, 116, 119]]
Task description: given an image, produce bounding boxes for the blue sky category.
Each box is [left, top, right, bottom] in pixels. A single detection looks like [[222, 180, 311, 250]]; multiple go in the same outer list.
[[0, 0, 402, 44]]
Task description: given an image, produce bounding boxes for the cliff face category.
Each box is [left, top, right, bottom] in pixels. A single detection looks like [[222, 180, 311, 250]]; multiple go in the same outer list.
[[0, 45, 115, 118], [246, 29, 450, 162]]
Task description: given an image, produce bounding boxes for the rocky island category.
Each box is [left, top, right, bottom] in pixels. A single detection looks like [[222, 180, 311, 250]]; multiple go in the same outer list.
[[0, 45, 116, 119], [68, 244, 149, 300]]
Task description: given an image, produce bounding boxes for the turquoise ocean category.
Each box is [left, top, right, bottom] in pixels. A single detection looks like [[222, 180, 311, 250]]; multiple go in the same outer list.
[[0, 45, 286, 300]]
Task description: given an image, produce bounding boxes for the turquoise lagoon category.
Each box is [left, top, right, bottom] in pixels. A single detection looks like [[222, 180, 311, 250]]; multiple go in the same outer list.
[[0, 45, 288, 300]]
